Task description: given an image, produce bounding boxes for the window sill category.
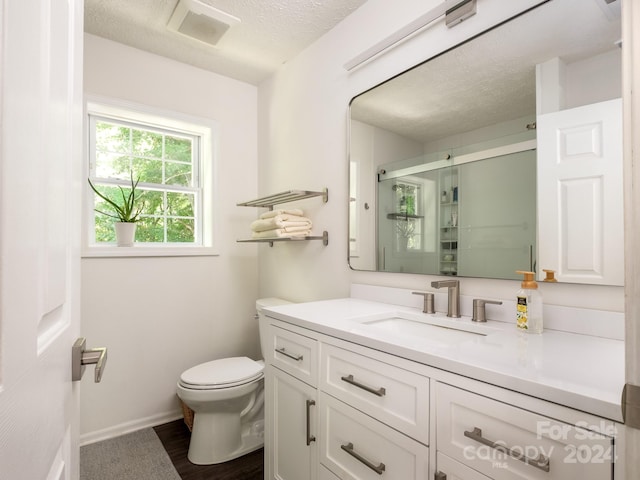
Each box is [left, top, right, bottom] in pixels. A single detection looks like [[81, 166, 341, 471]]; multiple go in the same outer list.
[[82, 245, 219, 258]]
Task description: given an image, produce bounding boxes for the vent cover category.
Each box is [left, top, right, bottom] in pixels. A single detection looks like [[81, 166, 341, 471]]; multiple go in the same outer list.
[[167, 0, 240, 47]]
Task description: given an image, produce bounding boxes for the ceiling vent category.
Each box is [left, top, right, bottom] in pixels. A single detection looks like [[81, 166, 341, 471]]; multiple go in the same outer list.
[[167, 0, 240, 47]]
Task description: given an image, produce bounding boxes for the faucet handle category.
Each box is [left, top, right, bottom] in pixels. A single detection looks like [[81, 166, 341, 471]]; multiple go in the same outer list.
[[472, 299, 503, 323], [412, 291, 435, 314]]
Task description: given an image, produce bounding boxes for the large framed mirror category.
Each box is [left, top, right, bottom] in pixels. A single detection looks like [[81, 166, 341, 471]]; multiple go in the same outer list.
[[349, 0, 622, 285]]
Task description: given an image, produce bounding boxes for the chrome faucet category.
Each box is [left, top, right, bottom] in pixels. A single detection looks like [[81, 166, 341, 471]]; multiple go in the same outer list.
[[430, 279, 460, 318]]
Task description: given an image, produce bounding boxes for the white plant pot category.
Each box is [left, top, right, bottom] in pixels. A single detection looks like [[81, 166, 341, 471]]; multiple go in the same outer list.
[[115, 222, 136, 247]]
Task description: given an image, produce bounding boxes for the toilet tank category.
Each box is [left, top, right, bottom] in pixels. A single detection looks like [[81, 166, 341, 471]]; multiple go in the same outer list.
[[256, 298, 291, 358]]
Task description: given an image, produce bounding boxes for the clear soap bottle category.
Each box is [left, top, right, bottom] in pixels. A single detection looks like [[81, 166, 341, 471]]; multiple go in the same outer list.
[[515, 270, 543, 334]]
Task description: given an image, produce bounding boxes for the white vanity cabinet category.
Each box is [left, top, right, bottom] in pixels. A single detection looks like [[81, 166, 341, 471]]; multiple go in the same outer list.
[[263, 304, 621, 480], [265, 319, 431, 480], [265, 324, 319, 480]]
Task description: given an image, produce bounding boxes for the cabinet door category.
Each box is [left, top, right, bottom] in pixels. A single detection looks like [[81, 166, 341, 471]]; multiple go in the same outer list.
[[268, 366, 318, 480]]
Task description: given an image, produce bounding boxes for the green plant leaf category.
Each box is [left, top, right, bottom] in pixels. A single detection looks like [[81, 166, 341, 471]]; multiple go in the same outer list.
[[88, 171, 144, 223]]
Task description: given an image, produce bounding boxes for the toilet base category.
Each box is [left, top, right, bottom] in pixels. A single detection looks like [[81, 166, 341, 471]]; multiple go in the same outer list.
[[187, 418, 264, 465]]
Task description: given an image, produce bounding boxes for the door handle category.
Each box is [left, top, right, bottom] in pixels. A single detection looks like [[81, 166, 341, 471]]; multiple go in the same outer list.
[[305, 399, 316, 445], [72, 337, 108, 383]]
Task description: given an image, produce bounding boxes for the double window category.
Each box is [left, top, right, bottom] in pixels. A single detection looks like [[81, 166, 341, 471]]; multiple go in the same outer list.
[[85, 100, 217, 256]]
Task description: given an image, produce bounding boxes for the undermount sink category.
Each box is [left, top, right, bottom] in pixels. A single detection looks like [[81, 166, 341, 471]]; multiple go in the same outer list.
[[351, 311, 501, 348]]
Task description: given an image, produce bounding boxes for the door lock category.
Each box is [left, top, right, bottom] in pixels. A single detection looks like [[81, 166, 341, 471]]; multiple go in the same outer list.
[[72, 337, 107, 383]]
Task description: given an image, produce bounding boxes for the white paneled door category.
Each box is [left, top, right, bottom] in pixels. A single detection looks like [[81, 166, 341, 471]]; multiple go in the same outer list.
[[0, 0, 84, 479], [537, 98, 623, 286]]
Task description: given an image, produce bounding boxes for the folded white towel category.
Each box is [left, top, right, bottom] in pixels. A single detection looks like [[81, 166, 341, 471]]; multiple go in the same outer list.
[[259, 209, 304, 219], [251, 215, 312, 232], [251, 228, 311, 239]]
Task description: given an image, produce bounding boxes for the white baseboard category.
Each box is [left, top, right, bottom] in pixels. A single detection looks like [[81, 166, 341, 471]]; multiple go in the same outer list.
[[80, 409, 184, 446]]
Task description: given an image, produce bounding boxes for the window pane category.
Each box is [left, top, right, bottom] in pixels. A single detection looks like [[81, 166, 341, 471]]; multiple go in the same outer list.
[[96, 122, 129, 154], [167, 192, 194, 217], [165, 161, 192, 186], [140, 190, 164, 216], [94, 214, 116, 243], [95, 152, 131, 179], [165, 135, 192, 163], [136, 217, 165, 242], [167, 218, 195, 242], [132, 157, 163, 184], [132, 129, 162, 158]]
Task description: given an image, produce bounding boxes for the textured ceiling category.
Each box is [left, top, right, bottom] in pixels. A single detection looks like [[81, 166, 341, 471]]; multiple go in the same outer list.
[[84, 0, 368, 85], [351, 0, 621, 144]]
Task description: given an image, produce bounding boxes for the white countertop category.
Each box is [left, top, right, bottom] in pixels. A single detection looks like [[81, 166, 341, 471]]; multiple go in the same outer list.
[[264, 297, 625, 422]]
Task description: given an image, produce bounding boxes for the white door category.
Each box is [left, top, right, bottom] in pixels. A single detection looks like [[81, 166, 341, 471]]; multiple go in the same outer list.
[[537, 98, 623, 285], [0, 0, 84, 479]]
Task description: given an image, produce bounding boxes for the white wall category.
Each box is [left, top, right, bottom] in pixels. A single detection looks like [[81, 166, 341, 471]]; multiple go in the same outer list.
[[257, 0, 624, 312], [80, 34, 260, 443]]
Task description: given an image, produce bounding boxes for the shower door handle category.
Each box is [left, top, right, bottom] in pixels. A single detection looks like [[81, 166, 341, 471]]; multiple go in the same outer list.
[[72, 337, 108, 383]]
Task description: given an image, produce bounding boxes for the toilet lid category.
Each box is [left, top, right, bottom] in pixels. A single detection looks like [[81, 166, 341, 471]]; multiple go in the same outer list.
[[179, 356, 264, 389]]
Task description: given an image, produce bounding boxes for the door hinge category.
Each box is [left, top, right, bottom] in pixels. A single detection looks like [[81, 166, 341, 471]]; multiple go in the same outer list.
[[622, 383, 640, 429]]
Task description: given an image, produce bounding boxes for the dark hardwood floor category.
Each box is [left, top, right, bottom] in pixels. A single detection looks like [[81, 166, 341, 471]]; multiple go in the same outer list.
[[154, 420, 264, 480]]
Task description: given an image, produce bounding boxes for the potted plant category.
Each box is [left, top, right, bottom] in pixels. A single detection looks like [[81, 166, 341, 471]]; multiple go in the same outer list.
[[88, 173, 144, 247]]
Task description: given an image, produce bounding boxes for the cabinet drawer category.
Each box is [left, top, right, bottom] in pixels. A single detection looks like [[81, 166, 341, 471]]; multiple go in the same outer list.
[[268, 324, 318, 386], [436, 452, 491, 480], [319, 392, 429, 480], [436, 382, 613, 480], [321, 343, 429, 444], [319, 465, 341, 480]]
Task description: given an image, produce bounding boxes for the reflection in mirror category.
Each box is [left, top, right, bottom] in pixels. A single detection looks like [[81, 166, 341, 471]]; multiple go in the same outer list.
[[348, 0, 622, 284]]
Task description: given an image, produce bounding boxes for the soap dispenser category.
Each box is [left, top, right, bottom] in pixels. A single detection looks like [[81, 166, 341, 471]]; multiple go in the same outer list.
[[515, 270, 543, 334]]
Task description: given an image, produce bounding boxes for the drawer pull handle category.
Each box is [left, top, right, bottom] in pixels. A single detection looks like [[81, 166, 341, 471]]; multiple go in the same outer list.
[[340, 374, 386, 397], [434, 472, 447, 480], [305, 399, 316, 446], [275, 347, 303, 361], [464, 427, 551, 473], [340, 442, 386, 475]]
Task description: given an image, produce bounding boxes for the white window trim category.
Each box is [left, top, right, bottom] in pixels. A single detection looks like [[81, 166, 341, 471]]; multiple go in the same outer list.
[[82, 95, 219, 257]]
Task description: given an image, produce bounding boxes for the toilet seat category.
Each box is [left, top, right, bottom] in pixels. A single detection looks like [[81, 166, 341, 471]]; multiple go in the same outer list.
[[179, 356, 264, 390]]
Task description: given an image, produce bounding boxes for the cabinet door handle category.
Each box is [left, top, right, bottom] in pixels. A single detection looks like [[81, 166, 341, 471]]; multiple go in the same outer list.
[[340, 442, 386, 475], [434, 472, 447, 480], [341, 374, 386, 397], [464, 427, 550, 472], [305, 399, 316, 445], [275, 347, 303, 361]]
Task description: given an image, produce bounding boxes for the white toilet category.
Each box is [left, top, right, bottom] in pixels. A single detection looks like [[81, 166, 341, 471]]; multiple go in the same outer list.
[[176, 298, 290, 465]]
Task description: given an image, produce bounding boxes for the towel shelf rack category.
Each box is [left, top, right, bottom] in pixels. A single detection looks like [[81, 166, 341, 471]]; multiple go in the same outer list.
[[237, 188, 328, 209], [236, 188, 329, 247], [237, 231, 329, 247]]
